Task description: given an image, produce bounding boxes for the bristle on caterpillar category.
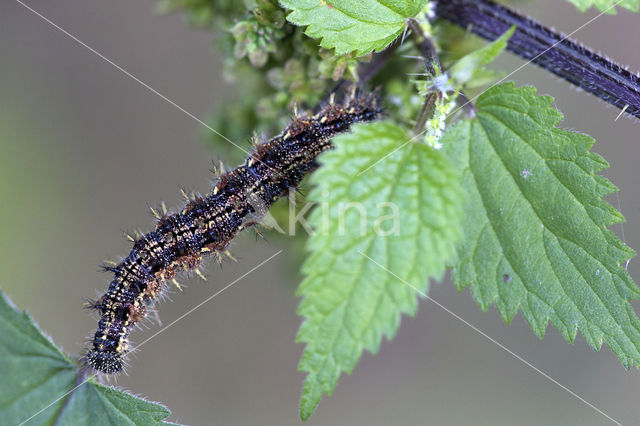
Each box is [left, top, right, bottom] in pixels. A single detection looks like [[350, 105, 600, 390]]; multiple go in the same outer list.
[[85, 92, 382, 374]]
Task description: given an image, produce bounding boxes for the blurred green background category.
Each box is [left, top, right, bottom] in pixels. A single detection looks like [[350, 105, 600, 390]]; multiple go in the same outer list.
[[1, 1, 640, 424]]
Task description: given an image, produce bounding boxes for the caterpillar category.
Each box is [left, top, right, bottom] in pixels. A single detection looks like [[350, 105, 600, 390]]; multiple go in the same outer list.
[[85, 92, 382, 374]]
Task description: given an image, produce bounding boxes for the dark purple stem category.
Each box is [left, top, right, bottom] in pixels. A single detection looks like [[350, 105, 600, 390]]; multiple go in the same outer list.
[[435, 0, 640, 119]]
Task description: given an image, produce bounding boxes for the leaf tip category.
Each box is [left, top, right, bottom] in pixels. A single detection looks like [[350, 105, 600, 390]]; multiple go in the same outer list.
[[299, 377, 321, 421]]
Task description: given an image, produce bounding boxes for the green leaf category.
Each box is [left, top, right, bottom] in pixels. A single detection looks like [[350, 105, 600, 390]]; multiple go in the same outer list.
[[441, 83, 640, 367], [565, 0, 638, 13], [297, 121, 463, 419], [0, 291, 172, 425], [279, 0, 427, 55], [53, 383, 172, 425], [448, 26, 514, 89]]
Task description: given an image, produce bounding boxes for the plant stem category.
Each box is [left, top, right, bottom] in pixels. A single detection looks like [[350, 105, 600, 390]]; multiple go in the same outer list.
[[435, 0, 640, 119], [407, 18, 441, 76], [406, 17, 444, 135], [413, 92, 439, 135]]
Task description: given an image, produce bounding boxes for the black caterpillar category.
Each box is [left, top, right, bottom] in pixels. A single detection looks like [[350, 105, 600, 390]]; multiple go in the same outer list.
[[85, 92, 381, 374]]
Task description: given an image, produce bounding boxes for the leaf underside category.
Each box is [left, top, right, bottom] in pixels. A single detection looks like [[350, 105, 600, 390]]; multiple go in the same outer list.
[[0, 291, 171, 425], [279, 0, 427, 55], [441, 83, 640, 368], [297, 121, 463, 419]]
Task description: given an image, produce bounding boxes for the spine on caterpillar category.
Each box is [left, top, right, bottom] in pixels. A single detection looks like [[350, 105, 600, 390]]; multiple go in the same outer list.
[[85, 92, 381, 374]]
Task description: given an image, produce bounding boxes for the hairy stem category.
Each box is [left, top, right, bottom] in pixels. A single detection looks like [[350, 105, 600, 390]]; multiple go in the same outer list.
[[413, 92, 439, 135], [407, 17, 444, 134], [435, 0, 640, 119], [407, 18, 441, 76]]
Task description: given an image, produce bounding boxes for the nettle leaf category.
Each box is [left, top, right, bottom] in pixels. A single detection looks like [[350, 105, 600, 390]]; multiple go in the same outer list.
[[448, 26, 514, 90], [279, 0, 427, 55], [441, 83, 640, 367], [0, 291, 171, 425], [297, 121, 463, 419], [566, 0, 639, 13]]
